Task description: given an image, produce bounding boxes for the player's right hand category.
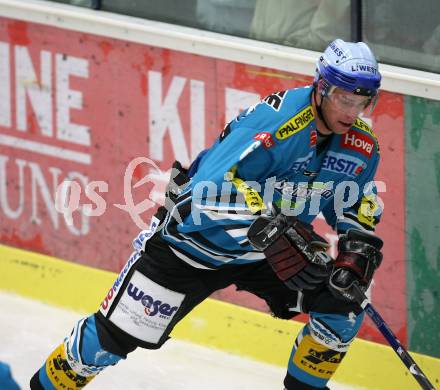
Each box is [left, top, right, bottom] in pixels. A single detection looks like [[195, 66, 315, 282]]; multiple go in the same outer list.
[[247, 212, 332, 290]]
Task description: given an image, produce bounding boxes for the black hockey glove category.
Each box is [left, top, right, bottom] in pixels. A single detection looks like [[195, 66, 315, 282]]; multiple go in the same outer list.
[[154, 160, 191, 224], [247, 212, 332, 291], [166, 160, 190, 201], [329, 229, 383, 301]]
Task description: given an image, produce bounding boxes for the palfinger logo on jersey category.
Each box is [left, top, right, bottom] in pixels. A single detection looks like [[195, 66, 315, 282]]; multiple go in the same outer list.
[[127, 282, 179, 318], [341, 130, 374, 158], [275, 106, 314, 140]]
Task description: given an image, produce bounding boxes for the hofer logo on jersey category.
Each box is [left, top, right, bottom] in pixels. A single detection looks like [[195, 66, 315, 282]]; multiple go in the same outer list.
[[341, 130, 374, 158], [127, 282, 179, 318], [310, 130, 317, 147], [254, 132, 275, 149]]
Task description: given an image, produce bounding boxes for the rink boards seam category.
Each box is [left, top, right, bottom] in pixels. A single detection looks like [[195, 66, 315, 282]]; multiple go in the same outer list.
[[1, 244, 439, 390]]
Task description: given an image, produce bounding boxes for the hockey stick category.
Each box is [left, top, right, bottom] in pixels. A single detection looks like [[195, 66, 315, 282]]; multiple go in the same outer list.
[[351, 283, 436, 390]]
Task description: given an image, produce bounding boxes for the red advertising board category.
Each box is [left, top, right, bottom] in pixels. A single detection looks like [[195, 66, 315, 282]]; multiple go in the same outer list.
[[0, 18, 406, 344]]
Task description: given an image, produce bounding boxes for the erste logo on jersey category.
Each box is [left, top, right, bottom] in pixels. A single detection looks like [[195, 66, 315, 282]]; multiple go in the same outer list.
[[254, 132, 275, 149], [341, 130, 374, 158], [276, 106, 314, 140], [322, 151, 366, 177]]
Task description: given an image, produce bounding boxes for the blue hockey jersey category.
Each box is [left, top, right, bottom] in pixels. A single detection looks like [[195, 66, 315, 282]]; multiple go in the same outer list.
[[160, 86, 382, 269]]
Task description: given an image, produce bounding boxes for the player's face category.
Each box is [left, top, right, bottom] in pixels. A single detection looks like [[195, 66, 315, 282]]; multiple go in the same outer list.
[[321, 88, 372, 134]]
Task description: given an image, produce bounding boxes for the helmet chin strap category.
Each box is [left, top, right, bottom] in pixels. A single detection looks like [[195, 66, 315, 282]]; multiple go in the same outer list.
[[313, 86, 334, 135]]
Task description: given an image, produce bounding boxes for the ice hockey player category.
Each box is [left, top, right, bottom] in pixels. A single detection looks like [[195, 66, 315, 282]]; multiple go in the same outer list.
[[31, 39, 384, 390]]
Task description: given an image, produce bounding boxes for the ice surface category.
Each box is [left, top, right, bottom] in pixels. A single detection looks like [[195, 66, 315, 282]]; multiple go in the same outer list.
[[0, 292, 361, 390]]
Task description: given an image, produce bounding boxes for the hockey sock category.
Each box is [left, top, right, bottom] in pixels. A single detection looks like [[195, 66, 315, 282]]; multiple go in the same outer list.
[[30, 315, 124, 389], [284, 311, 364, 389]]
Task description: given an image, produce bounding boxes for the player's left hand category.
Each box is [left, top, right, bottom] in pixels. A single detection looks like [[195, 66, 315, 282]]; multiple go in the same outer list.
[[329, 229, 383, 301]]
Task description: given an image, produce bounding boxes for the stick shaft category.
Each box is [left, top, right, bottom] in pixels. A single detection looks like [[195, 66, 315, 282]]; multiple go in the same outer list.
[[352, 284, 435, 390]]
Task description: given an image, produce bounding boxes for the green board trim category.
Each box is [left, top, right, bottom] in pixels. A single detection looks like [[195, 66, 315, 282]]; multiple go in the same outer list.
[[405, 95, 440, 358]]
